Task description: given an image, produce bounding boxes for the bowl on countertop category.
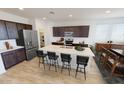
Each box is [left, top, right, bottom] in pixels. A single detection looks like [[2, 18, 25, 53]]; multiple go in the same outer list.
[[74, 46, 85, 51]]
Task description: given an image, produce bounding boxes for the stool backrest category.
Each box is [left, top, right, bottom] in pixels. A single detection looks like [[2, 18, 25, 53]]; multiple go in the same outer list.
[[47, 51, 56, 59], [36, 50, 44, 57], [61, 53, 71, 62], [77, 56, 89, 66]]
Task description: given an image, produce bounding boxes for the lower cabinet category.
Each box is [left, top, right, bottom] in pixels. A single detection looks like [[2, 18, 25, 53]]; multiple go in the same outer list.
[[16, 48, 26, 63], [2, 51, 17, 69], [1, 48, 26, 69]]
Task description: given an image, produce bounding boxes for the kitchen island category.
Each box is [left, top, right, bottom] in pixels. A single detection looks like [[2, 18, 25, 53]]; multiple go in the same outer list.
[[39, 45, 95, 71]]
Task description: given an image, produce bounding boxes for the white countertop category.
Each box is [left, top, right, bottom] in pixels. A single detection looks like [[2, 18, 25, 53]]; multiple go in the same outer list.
[[0, 46, 24, 54], [39, 45, 95, 57]]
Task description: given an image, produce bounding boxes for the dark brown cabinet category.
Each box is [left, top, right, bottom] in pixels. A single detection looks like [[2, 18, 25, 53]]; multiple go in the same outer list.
[[79, 26, 89, 37], [0, 20, 8, 40], [25, 24, 32, 30], [95, 43, 112, 52], [2, 51, 17, 69], [95, 43, 124, 52], [16, 23, 26, 31], [53, 26, 89, 37], [1, 48, 26, 69], [16, 48, 26, 63], [53, 27, 62, 37], [5, 21, 19, 39], [0, 19, 32, 40]]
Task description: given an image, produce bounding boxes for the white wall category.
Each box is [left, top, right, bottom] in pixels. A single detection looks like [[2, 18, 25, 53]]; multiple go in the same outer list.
[[32, 19, 54, 47], [111, 24, 124, 43], [0, 39, 17, 49]]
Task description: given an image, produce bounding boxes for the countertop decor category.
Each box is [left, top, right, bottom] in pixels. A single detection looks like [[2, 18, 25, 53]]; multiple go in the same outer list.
[[75, 45, 85, 51]]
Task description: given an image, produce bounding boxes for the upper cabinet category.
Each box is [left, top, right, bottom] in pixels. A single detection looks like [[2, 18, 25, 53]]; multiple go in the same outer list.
[[53, 26, 90, 37], [16, 23, 26, 31], [53, 27, 62, 37], [5, 21, 19, 39], [17, 24, 32, 30], [0, 19, 32, 40], [25, 24, 32, 30], [0, 20, 8, 40]]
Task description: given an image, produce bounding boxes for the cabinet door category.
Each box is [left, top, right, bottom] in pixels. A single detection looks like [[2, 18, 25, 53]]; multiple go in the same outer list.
[[59, 27, 64, 37], [72, 26, 80, 37], [2, 51, 16, 69], [5, 21, 19, 39], [0, 20, 8, 40], [53, 27, 61, 37], [79, 26, 89, 37], [16, 48, 26, 63], [16, 23, 26, 31], [25, 24, 32, 30]]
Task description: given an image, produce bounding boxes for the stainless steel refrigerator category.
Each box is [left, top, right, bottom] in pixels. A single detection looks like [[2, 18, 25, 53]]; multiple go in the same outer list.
[[16, 30, 38, 60]]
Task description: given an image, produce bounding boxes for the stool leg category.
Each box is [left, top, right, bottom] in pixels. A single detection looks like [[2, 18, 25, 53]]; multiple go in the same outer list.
[[49, 60, 51, 70], [84, 66, 86, 80], [61, 62, 64, 73], [43, 57, 45, 70], [45, 57, 48, 64], [39, 57, 41, 67], [68, 63, 71, 76], [57, 59, 59, 68], [75, 64, 79, 78], [55, 61, 57, 72]]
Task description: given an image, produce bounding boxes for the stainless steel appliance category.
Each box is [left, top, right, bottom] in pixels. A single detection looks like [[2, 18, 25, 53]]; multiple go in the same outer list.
[[16, 30, 38, 60], [64, 32, 73, 46]]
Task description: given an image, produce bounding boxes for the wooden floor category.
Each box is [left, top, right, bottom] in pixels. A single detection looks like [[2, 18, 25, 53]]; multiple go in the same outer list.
[[0, 57, 106, 84]]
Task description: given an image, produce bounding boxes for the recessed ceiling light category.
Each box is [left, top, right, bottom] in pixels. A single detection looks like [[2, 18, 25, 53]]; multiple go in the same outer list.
[[69, 14, 73, 17], [105, 10, 111, 14], [42, 17, 46, 20], [19, 8, 24, 10]]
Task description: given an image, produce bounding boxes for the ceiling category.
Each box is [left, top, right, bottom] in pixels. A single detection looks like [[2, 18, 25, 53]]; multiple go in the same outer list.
[[0, 8, 124, 21]]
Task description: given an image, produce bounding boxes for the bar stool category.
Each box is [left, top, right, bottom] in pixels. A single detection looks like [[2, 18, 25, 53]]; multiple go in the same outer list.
[[36, 50, 48, 70], [75, 55, 89, 80], [47, 51, 59, 72], [60, 53, 72, 76]]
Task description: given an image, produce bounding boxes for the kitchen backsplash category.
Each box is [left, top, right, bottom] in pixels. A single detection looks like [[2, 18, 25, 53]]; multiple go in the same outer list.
[[0, 39, 17, 49]]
